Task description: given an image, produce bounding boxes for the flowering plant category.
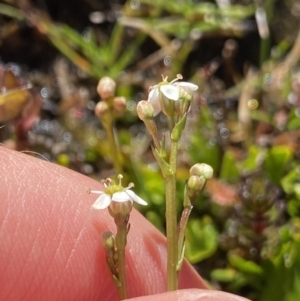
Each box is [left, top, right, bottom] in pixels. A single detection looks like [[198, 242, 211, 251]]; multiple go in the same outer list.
[[89, 74, 213, 299], [88, 174, 147, 299], [137, 74, 213, 291]]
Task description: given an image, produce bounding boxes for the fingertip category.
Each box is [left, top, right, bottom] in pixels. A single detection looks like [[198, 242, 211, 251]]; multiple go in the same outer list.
[[125, 289, 251, 301], [0, 147, 210, 301]]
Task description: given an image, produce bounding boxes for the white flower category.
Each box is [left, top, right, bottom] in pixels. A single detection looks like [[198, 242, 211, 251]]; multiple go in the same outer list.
[[148, 74, 198, 116], [88, 175, 147, 210]]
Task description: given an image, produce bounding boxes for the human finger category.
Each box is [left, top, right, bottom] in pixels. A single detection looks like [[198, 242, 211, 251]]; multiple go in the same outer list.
[[125, 289, 250, 301], [0, 147, 208, 301]]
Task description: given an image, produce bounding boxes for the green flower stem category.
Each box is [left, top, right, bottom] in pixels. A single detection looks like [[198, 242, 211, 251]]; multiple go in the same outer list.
[[165, 139, 179, 290], [115, 223, 128, 300], [103, 121, 123, 175], [258, 0, 274, 66]]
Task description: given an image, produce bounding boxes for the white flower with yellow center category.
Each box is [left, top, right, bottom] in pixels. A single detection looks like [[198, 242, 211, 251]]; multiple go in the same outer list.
[[88, 175, 147, 210], [148, 74, 198, 115]]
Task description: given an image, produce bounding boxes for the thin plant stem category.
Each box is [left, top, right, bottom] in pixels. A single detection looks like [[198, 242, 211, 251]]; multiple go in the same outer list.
[[257, 0, 274, 66], [165, 139, 178, 290], [0, 3, 24, 20], [104, 122, 123, 175], [27, 16, 95, 76], [115, 225, 128, 300]]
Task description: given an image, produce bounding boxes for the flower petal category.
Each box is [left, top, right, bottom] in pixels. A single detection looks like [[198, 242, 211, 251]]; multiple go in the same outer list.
[[111, 191, 131, 202], [148, 87, 159, 102], [148, 88, 161, 115], [160, 85, 180, 101], [92, 194, 111, 210], [175, 82, 198, 91], [125, 190, 148, 206]]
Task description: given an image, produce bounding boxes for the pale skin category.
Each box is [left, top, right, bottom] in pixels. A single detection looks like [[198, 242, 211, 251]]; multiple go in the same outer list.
[[0, 146, 250, 301]]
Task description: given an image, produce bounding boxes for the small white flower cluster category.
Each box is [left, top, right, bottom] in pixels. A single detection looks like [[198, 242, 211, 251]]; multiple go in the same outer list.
[[147, 74, 198, 116], [88, 175, 147, 210]]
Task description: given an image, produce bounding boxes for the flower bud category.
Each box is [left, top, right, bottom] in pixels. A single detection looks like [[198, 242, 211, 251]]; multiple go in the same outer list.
[[187, 175, 206, 191], [97, 76, 116, 99], [101, 231, 118, 277], [101, 231, 115, 250], [186, 175, 207, 201], [190, 163, 213, 180], [113, 96, 127, 113], [94, 101, 109, 118], [136, 100, 155, 120]]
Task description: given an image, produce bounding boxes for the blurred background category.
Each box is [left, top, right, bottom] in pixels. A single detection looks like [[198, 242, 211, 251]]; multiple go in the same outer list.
[[1, 1, 300, 300]]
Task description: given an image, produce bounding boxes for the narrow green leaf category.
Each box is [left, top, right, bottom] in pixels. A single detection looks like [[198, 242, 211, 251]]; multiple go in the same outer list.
[[228, 253, 263, 275], [171, 113, 187, 141], [151, 146, 172, 178]]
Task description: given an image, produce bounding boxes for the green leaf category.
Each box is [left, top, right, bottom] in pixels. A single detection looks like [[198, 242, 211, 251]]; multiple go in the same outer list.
[[211, 268, 238, 282], [287, 109, 300, 130], [264, 146, 293, 185], [221, 4, 255, 19], [185, 216, 218, 264], [151, 147, 172, 178], [260, 244, 300, 301], [0, 3, 24, 20], [111, 33, 145, 75], [281, 167, 300, 195], [171, 113, 187, 141], [240, 145, 259, 171], [228, 253, 263, 275]]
